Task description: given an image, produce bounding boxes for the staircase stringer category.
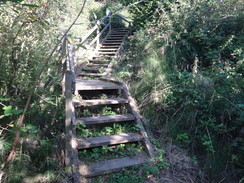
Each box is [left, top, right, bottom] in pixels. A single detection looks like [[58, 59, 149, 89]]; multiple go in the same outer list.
[[100, 77, 156, 158]]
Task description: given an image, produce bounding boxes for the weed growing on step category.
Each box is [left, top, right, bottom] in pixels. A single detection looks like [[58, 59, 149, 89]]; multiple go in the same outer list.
[[76, 123, 140, 138], [101, 106, 116, 116], [79, 143, 145, 163], [91, 157, 168, 183], [76, 106, 123, 118]]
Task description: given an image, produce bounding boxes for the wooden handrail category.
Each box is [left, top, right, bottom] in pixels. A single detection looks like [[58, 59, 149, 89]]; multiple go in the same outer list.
[[89, 22, 111, 47]]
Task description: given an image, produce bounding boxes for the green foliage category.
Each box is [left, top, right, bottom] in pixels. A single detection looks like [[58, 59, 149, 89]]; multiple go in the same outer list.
[[114, 0, 244, 181], [76, 122, 140, 138], [79, 143, 145, 162]]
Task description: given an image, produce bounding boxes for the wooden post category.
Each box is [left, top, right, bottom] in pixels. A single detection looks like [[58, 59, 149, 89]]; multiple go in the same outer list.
[[65, 70, 73, 166], [109, 16, 112, 32], [96, 22, 100, 49], [61, 31, 67, 95]]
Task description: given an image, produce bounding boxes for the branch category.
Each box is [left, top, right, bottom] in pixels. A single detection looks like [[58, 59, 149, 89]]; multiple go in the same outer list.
[[4, 0, 87, 165]]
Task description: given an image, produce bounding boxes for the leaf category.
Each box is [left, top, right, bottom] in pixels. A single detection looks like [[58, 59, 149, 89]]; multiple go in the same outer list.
[[93, 12, 97, 20], [106, 8, 112, 16], [76, 43, 87, 49], [7, 123, 14, 127], [3, 106, 12, 111], [0, 96, 10, 101], [21, 4, 39, 8], [12, 109, 22, 115]]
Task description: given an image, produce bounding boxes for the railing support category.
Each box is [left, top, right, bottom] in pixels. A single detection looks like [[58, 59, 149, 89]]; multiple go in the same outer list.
[[61, 31, 67, 95], [96, 21, 100, 49], [109, 16, 112, 32]]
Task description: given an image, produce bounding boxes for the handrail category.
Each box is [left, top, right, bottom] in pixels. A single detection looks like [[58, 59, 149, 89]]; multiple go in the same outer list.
[[78, 13, 131, 51]]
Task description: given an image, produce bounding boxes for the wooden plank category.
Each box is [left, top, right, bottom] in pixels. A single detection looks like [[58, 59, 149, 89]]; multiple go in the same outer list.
[[82, 67, 100, 72], [79, 73, 105, 77], [75, 114, 135, 125], [87, 63, 109, 67], [73, 98, 128, 106], [79, 154, 148, 177], [75, 79, 122, 91], [104, 39, 123, 41], [88, 60, 110, 64], [106, 38, 123, 40], [92, 55, 114, 58], [108, 34, 126, 36], [102, 42, 120, 46], [76, 133, 143, 149], [101, 45, 121, 48], [98, 49, 118, 51], [97, 52, 116, 55]]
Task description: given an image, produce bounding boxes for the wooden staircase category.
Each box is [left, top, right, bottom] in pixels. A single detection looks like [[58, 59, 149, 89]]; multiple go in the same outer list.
[[66, 28, 155, 181]]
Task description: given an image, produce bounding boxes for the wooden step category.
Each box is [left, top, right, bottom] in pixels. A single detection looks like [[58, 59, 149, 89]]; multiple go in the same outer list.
[[102, 42, 122, 44], [112, 30, 129, 32], [98, 48, 118, 51], [76, 114, 135, 125], [105, 39, 123, 42], [106, 38, 123, 40], [79, 73, 105, 77], [112, 28, 129, 30], [96, 52, 116, 55], [87, 63, 109, 67], [92, 55, 114, 58], [82, 67, 100, 72], [104, 41, 123, 43], [107, 36, 124, 38], [75, 79, 122, 91], [100, 46, 120, 49], [79, 154, 148, 177], [76, 133, 143, 149], [88, 60, 110, 64], [73, 98, 128, 106], [108, 34, 126, 36]]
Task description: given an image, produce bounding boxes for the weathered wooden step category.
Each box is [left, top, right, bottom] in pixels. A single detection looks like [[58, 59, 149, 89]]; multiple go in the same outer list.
[[92, 55, 114, 58], [75, 79, 122, 91], [73, 98, 128, 106], [77, 133, 143, 149], [112, 28, 129, 30], [108, 34, 126, 36], [105, 37, 124, 41], [104, 40, 123, 42], [107, 36, 125, 38], [98, 48, 118, 51], [79, 154, 148, 177], [87, 63, 109, 67], [79, 73, 105, 77], [102, 43, 121, 47], [100, 46, 120, 49], [88, 60, 110, 64], [112, 30, 129, 32], [97, 52, 116, 55], [76, 114, 135, 125], [82, 67, 100, 72]]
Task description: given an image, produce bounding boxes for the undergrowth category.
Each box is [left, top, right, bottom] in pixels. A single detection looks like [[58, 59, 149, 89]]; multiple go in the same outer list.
[[113, 0, 243, 182]]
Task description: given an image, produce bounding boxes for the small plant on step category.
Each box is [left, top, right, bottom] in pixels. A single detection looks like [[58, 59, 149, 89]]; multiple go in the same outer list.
[[101, 106, 116, 115], [82, 109, 92, 117], [100, 94, 108, 99]]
